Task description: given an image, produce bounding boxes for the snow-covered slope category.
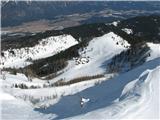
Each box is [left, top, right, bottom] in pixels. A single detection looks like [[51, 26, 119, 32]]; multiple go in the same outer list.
[[1, 58, 159, 120], [0, 88, 53, 120], [65, 58, 160, 120], [52, 32, 130, 81], [118, 66, 159, 119], [147, 42, 160, 61], [122, 28, 133, 34], [1, 34, 78, 68], [1, 32, 160, 120]]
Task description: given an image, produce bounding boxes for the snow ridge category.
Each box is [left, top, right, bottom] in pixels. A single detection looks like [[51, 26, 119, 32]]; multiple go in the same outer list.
[[54, 32, 130, 81], [1, 34, 78, 68]]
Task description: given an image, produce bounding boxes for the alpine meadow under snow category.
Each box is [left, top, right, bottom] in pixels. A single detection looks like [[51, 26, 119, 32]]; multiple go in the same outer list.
[[1, 2, 160, 119]]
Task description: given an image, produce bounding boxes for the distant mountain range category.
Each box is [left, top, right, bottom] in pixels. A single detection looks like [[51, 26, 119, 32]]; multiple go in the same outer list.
[[2, 1, 160, 27]]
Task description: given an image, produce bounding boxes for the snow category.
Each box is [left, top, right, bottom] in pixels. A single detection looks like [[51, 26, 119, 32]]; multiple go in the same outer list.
[[111, 21, 119, 26], [3, 76, 107, 108], [0, 32, 159, 120], [0, 78, 54, 120], [1, 34, 78, 68], [119, 66, 160, 119], [0, 91, 15, 101], [66, 58, 160, 120], [1, 51, 159, 120], [0, 95, 54, 120], [106, 21, 120, 27], [147, 42, 160, 61], [122, 28, 133, 34], [51, 32, 130, 81]]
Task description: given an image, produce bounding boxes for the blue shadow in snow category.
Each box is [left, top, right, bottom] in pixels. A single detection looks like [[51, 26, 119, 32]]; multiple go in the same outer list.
[[34, 58, 160, 120]]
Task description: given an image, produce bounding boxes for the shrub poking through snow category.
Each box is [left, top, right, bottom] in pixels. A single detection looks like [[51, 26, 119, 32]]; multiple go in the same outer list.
[[54, 74, 104, 86], [12, 74, 104, 89], [13, 83, 41, 89]]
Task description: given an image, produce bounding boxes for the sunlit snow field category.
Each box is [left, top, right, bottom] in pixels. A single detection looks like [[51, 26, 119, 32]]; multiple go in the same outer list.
[[0, 31, 160, 119]]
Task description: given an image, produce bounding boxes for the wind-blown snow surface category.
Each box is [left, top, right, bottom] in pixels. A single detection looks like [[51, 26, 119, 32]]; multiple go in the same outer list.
[[1, 58, 159, 120], [52, 32, 130, 81], [0, 34, 78, 68]]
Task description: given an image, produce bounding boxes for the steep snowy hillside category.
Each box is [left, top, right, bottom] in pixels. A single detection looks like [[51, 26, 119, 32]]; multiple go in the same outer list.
[[0, 33, 159, 120], [52, 32, 130, 81], [1, 58, 159, 120], [147, 42, 160, 61], [1, 34, 78, 68], [67, 60, 160, 119], [0, 85, 53, 120], [1, 15, 160, 120]]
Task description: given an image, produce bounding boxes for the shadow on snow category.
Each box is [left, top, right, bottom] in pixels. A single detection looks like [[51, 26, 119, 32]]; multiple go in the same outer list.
[[34, 58, 160, 120]]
